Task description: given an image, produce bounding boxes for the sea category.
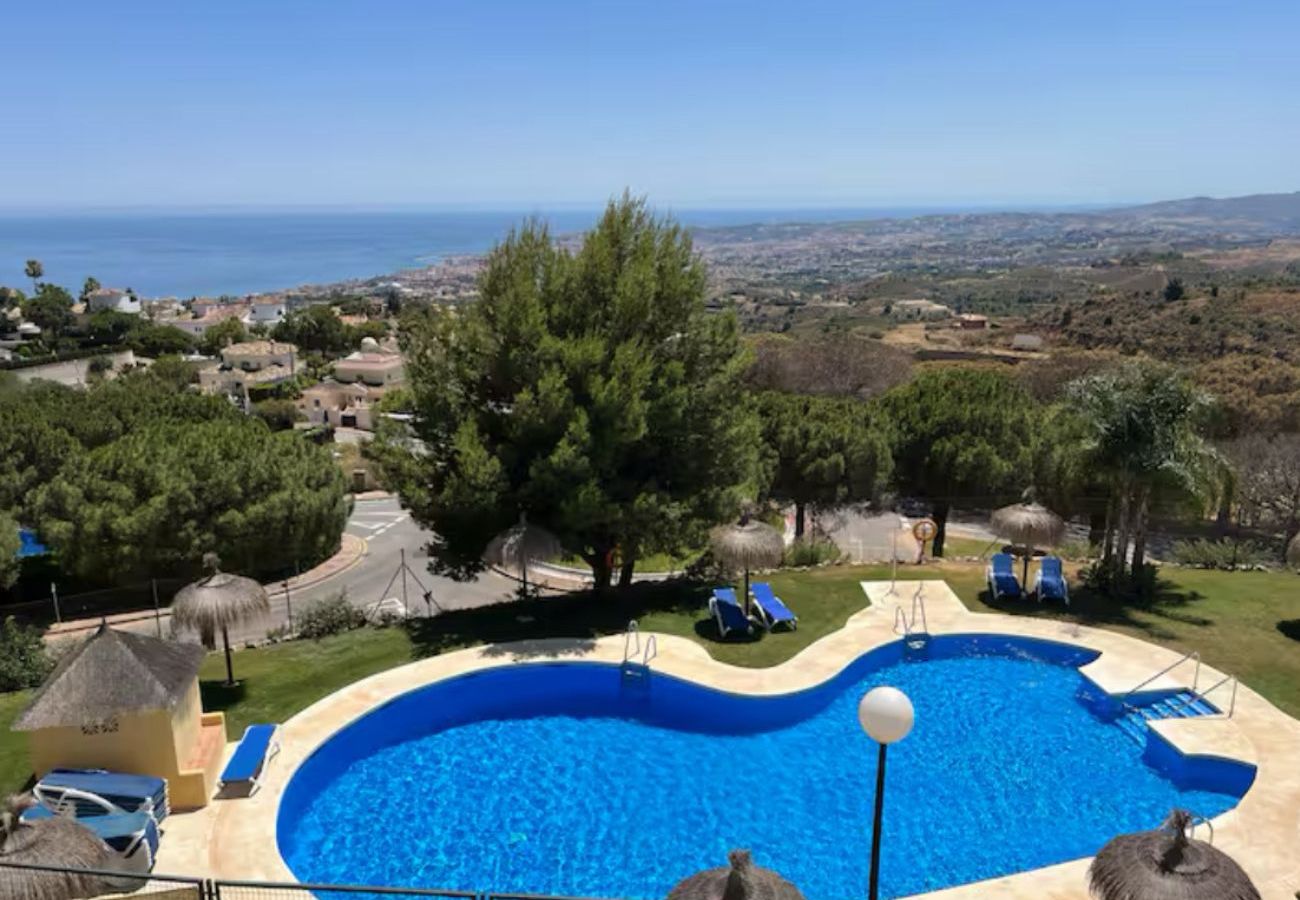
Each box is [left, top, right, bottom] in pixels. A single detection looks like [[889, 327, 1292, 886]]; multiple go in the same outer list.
[[0, 206, 963, 299]]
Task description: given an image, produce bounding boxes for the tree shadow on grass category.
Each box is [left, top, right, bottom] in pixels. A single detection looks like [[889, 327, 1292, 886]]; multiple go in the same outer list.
[[199, 679, 247, 716], [977, 575, 1212, 642], [1278, 619, 1300, 642], [693, 617, 763, 644], [404, 578, 715, 660]]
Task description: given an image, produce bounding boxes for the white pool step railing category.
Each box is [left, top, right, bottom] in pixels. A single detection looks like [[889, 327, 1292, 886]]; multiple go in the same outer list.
[[621, 620, 657, 680], [892, 585, 930, 648]]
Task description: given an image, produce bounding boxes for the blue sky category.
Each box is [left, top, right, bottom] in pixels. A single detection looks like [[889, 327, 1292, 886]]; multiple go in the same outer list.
[[2, 0, 1297, 210]]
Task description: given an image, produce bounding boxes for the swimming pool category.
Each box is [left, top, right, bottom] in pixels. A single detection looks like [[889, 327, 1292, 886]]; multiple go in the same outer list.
[[277, 634, 1255, 900]]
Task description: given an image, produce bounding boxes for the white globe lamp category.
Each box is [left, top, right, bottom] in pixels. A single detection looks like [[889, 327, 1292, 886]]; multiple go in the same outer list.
[[858, 686, 915, 744], [859, 685, 914, 900]]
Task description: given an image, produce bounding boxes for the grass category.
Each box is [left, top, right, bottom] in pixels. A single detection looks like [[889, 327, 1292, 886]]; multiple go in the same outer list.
[[938, 535, 1000, 558], [1, 560, 1298, 795], [550, 551, 699, 573]]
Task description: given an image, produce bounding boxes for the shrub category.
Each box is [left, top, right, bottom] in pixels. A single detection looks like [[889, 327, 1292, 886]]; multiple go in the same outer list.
[[1169, 538, 1272, 570], [1057, 538, 1097, 561], [783, 538, 842, 568], [0, 616, 52, 691], [295, 591, 366, 639], [1079, 560, 1158, 599]]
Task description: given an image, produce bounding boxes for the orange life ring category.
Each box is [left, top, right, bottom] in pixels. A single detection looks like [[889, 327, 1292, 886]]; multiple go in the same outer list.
[[912, 518, 938, 542]]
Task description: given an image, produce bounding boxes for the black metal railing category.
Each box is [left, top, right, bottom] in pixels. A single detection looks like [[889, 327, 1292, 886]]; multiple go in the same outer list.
[[0, 861, 617, 900]]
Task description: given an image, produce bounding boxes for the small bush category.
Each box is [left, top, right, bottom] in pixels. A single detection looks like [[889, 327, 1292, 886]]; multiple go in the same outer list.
[[295, 591, 366, 640], [1080, 560, 1159, 600], [1169, 538, 1272, 570], [0, 616, 52, 691], [1057, 539, 1097, 561], [783, 538, 842, 568]]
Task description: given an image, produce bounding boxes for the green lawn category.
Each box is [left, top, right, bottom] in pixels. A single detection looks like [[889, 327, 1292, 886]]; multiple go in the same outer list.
[[1, 560, 1297, 796]]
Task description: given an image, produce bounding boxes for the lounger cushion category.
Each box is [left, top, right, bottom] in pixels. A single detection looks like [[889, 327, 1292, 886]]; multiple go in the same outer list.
[[222, 724, 278, 784]]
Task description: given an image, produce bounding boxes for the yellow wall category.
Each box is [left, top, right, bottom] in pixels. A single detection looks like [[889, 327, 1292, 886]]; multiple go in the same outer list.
[[25, 678, 227, 811]]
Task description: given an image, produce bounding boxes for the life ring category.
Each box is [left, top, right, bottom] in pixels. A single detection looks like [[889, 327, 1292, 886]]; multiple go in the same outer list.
[[912, 518, 938, 542]]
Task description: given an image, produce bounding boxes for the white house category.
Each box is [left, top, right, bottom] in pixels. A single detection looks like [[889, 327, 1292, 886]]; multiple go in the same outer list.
[[890, 299, 951, 321], [332, 338, 405, 387], [1011, 333, 1045, 351], [197, 340, 299, 408], [86, 288, 142, 316], [250, 299, 287, 326]]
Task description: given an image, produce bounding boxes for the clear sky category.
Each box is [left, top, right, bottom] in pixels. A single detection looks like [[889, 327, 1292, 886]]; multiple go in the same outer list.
[[2, 0, 1297, 210]]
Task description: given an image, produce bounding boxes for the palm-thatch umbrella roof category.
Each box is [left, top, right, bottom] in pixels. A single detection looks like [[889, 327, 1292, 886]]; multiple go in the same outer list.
[[668, 849, 805, 900], [0, 794, 114, 900], [990, 501, 1067, 583], [171, 553, 270, 686], [14, 624, 205, 732], [1088, 809, 1260, 900], [483, 514, 562, 591], [710, 515, 786, 615]]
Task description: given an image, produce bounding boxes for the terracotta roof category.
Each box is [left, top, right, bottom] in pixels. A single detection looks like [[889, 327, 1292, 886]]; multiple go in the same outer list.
[[223, 340, 297, 356]]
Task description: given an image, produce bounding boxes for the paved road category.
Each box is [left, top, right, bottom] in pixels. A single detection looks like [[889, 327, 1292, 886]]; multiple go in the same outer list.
[[229, 496, 518, 644]]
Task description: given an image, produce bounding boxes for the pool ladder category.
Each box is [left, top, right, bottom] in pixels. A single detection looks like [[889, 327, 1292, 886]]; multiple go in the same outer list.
[[1120, 650, 1239, 717], [892, 585, 930, 650], [621, 620, 657, 684]]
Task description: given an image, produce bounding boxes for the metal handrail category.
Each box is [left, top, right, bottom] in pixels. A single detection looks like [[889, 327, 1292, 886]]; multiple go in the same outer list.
[[892, 589, 929, 638], [1184, 673, 1239, 718], [642, 634, 658, 667], [1185, 811, 1216, 844], [623, 619, 639, 664], [1121, 650, 1201, 703]]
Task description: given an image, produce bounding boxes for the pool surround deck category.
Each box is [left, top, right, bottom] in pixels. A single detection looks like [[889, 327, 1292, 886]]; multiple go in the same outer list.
[[159, 580, 1300, 900]]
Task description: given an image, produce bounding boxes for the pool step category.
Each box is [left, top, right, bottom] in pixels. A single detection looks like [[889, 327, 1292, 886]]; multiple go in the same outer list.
[[1116, 690, 1217, 743]]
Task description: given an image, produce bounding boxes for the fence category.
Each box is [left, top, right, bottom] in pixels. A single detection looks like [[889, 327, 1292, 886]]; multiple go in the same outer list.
[[1, 577, 190, 636], [0, 861, 605, 900]]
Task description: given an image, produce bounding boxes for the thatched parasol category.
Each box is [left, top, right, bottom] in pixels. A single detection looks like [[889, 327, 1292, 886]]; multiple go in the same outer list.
[[667, 849, 805, 900], [990, 501, 1066, 584], [1088, 809, 1260, 900], [171, 553, 269, 686], [483, 513, 562, 593], [710, 514, 785, 615], [0, 794, 113, 900]]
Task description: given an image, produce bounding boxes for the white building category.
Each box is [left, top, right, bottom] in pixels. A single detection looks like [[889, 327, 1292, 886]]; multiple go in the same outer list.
[[250, 299, 287, 326], [86, 288, 142, 315], [1011, 333, 1045, 351], [333, 345, 405, 387], [197, 340, 299, 408], [890, 299, 951, 321]]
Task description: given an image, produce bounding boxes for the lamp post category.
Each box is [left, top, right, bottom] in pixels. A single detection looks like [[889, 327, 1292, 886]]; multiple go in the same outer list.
[[858, 686, 915, 900]]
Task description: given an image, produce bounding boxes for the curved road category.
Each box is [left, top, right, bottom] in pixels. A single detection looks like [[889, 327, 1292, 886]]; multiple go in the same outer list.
[[229, 496, 519, 644]]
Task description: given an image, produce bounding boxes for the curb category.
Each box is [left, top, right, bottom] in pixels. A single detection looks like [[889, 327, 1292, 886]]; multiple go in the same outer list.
[[44, 533, 371, 640]]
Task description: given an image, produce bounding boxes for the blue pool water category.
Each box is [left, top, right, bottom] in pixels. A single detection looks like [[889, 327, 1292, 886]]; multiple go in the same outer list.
[[278, 635, 1253, 900]]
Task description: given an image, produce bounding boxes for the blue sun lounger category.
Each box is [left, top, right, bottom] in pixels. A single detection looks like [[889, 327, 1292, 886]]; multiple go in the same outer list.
[[219, 724, 281, 796], [986, 552, 1022, 600], [1033, 556, 1069, 605], [22, 804, 159, 871], [750, 582, 797, 631], [35, 769, 168, 821], [709, 588, 754, 638]]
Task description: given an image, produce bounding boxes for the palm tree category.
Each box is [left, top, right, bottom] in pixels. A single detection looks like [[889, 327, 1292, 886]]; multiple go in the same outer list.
[[1068, 362, 1221, 588], [23, 260, 43, 294]]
